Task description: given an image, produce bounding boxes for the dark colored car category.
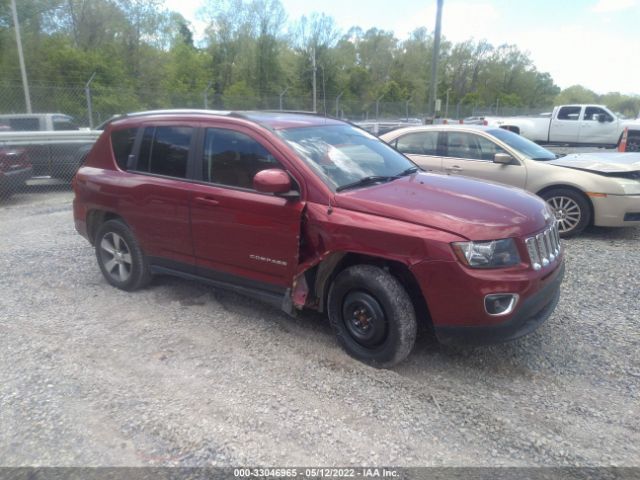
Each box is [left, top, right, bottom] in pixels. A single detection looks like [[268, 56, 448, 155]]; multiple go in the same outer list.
[[73, 110, 564, 367], [0, 147, 32, 198]]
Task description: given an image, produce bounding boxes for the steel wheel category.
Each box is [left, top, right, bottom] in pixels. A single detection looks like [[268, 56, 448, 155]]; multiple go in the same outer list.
[[547, 195, 582, 234], [327, 265, 417, 368], [99, 232, 133, 283], [342, 291, 388, 348]]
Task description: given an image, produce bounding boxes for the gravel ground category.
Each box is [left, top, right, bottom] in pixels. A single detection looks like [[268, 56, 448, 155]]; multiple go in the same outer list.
[[0, 189, 639, 467]]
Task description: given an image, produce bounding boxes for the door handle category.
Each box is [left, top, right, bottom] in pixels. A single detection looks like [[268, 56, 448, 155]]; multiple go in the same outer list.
[[445, 165, 463, 172], [194, 196, 220, 206]]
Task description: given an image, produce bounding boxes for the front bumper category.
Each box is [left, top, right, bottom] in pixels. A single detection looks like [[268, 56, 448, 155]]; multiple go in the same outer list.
[[410, 242, 564, 344], [592, 194, 640, 227], [435, 262, 564, 344]]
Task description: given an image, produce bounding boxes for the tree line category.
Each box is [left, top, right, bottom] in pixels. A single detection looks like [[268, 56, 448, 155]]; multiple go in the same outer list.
[[1, 0, 638, 121]]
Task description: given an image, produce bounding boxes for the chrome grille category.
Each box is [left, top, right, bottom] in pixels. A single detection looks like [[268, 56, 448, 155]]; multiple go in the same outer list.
[[525, 222, 561, 270]]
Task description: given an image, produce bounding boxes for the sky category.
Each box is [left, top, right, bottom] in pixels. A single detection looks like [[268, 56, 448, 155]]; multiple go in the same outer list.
[[163, 0, 640, 96]]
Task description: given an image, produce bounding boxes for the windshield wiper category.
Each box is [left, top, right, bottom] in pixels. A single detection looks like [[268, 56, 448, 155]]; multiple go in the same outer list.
[[336, 167, 420, 192], [394, 166, 420, 176], [336, 175, 397, 192]]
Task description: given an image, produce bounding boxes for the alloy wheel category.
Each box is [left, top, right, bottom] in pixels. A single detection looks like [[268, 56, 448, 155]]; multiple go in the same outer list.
[[547, 196, 582, 234], [99, 232, 133, 282]]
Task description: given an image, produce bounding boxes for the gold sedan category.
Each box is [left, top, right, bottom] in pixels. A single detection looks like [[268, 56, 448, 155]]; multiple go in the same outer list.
[[381, 125, 640, 237]]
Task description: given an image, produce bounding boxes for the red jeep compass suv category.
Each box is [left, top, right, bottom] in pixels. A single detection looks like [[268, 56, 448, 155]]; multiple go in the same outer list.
[[73, 110, 564, 367]]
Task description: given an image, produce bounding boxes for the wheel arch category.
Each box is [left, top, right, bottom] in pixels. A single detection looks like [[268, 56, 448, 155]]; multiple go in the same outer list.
[[536, 184, 594, 226], [306, 251, 431, 326], [86, 209, 127, 245]]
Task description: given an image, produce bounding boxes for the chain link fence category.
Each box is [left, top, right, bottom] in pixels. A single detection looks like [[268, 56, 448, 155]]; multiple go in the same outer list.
[[0, 81, 554, 199]]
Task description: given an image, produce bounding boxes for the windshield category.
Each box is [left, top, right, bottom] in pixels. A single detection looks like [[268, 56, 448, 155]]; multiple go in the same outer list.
[[278, 124, 418, 190], [488, 128, 556, 160]]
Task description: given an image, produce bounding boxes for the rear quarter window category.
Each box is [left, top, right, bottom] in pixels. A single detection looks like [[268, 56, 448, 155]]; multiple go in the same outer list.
[[110, 128, 138, 170]]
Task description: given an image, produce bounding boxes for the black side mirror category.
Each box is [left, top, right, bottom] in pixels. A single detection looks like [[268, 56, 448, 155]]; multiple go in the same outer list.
[[597, 114, 606, 123]]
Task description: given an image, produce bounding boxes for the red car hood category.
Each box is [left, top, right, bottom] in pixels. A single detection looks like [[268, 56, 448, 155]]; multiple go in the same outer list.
[[333, 172, 549, 240]]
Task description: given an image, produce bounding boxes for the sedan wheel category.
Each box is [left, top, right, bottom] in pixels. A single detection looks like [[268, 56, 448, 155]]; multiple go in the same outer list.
[[541, 188, 590, 238]]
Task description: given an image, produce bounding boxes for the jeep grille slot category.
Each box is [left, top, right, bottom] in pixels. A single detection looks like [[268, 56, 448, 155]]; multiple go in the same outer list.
[[525, 222, 561, 271]]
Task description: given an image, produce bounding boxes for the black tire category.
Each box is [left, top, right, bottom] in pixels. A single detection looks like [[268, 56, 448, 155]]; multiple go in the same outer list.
[[327, 265, 417, 368], [540, 188, 590, 238], [627, 135, 640, 152], [95, 219, 151, 291]]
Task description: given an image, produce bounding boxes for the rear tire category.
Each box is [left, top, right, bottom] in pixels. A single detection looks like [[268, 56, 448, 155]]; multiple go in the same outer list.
[[95, 219, 151, 291], [626, 135, 640, 152], [540, 188, 590, 238], [328, 265, 417, 368]]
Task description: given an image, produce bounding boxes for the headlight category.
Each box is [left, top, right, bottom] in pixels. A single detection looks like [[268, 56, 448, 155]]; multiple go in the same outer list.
[[452, 238, 521, 268]]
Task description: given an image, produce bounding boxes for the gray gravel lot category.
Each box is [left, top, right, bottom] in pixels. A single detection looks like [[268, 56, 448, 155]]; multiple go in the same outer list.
[[0, 189, 638, 467]]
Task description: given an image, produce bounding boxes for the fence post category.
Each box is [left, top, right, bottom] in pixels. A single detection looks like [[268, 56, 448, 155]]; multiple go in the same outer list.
[[204, 81, 213, 109], [376, 95, 384, 120], [279, 86, 289, 111], [85, 72, 96, 128], [335, 91, 344, 118]]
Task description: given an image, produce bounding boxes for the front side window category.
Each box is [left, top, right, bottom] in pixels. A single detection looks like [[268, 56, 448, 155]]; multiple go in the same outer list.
[[396, 131, 440, 156], [52, 116, 80, 131], [557, 106, 581, 121], [584, 107, 613, 122], [444, 132, 507, 161], [202, 128, 281, 189], [279, 124, 416, 191], [137, 126, 192, 178]]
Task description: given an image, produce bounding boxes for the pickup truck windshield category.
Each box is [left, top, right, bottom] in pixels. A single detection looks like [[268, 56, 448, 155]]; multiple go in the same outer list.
[[489, 128, 556, 161], [279, 124, 417, 190]]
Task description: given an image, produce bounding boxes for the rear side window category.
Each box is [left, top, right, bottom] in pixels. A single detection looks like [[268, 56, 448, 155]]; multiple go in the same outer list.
[[557, 106, 581, 121], [137, 126, 193, 178], [202, 128, 280, 189], [396, 132, 440, 155], [110, 128, 138, 170]]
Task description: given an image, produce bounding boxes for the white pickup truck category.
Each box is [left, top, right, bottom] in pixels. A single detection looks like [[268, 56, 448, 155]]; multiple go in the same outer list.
[[485, 104, 640, 149], [0, 113, 100, 179]]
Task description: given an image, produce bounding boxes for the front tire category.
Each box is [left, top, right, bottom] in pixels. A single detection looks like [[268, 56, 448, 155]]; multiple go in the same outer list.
[[328, 265, 417, 368], [95, 219, 151, 291], [540, 188, 590, 238]]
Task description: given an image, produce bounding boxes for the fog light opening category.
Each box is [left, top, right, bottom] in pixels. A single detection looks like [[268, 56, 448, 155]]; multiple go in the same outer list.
[[484, 293, 519, 316]]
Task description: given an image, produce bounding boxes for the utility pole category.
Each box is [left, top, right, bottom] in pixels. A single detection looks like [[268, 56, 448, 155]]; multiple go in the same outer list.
[[311, 48, 317, 112], [85, 72, 96, 128], [10, 0, 31, 113], [427, 0, 444, 118]]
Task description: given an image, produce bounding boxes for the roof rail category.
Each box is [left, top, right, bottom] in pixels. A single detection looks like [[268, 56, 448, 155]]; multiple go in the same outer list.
[[95, 109, 233, 129]]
